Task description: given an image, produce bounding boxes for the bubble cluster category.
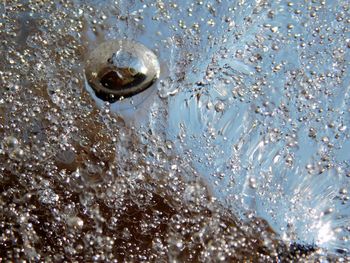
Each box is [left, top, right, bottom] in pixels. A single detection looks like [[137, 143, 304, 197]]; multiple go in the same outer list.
[[0, 0, 350, 262]]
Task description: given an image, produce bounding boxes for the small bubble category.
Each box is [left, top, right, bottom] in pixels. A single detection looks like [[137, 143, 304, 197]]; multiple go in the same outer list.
[[338, 125, 347, 132], [249, 178, 257, 189], [3, 136, 19, 150], [339, 188, 348, 195], [9, 148, 24, 160], [321, 136, 329, 143], [323, 208, 333, 215], [287, 24, 294, 29], [214, 101, 225, 112], [272, 43, 279, 50], [67, 216, 84, 229], [38, 189, 59, 205], [270, 26, 278, 33]]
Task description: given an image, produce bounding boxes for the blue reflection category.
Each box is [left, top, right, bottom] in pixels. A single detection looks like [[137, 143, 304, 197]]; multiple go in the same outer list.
[[87, 0, 350, 256]]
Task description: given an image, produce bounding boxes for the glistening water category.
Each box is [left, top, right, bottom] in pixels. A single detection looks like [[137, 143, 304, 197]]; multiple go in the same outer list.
[[1, 0, 350, 261]]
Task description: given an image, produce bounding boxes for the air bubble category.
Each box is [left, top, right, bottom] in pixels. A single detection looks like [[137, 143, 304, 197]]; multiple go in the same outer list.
[[67, 216, 84, 229], [85, 40, 160, 103], [214, 101, 225, 112], [2, 136, 19, 151]]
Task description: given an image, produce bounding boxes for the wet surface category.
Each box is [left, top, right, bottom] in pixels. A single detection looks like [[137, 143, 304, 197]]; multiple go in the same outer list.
[[1, 0, 350, 262]]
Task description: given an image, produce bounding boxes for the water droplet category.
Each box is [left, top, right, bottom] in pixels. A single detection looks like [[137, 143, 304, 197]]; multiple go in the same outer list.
[[85, 40, 160, 103]]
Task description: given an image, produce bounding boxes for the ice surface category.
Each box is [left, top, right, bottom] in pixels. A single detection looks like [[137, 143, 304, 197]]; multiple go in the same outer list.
[[1, 0, 350, 261]]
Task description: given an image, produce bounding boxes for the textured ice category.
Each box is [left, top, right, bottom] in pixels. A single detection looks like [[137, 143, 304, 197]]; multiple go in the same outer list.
[[107, 0, 350, 255], [1, 0, 350, 261]]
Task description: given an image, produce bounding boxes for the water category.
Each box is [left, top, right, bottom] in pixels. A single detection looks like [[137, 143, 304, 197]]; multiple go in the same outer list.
[[0, 0, 350, 261]]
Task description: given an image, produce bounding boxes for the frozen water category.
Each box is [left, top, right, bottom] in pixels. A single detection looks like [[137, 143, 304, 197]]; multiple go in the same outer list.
[[1, 0, 350, 261]]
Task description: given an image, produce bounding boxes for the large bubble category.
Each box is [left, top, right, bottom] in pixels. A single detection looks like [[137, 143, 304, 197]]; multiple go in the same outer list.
[[85, 40, 160, 103]]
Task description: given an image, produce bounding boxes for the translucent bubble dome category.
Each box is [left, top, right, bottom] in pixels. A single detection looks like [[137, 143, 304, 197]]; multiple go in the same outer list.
[[0, 0, 350, 262], [85, 40, 160, 102]]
